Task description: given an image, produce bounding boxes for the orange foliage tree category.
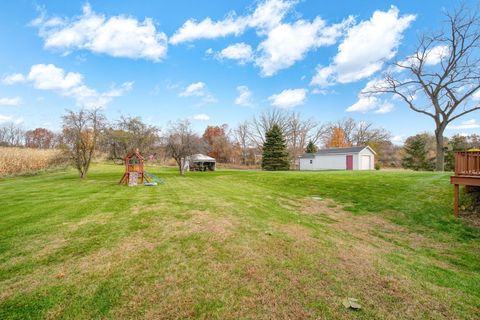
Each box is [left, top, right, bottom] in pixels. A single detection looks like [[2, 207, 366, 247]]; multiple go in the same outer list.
[[202, 124, 231, 162], [326, 128, 351, 148], [25, 128, 55, 149]]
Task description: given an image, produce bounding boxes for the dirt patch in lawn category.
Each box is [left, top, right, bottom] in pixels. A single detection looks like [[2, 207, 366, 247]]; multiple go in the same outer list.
[[131, 203, 167, 215], [277, 197, 459, 319], [169, 210, 238, 241], [272, 223, 313, 242]]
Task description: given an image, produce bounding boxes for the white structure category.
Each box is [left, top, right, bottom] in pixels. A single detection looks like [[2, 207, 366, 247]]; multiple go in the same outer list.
[[184, 154, 216, 171], [299, 146, 376, 171]]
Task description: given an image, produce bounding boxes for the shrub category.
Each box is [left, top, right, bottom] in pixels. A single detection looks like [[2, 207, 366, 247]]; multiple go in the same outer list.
[[374, 163, 381, 170]]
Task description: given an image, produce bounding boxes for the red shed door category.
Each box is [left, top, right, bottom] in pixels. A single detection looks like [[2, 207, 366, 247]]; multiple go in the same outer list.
[[346, 155, 353, 170]]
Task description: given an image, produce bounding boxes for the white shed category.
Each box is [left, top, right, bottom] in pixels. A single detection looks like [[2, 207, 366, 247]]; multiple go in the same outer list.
[[299, 146, 376, 171]]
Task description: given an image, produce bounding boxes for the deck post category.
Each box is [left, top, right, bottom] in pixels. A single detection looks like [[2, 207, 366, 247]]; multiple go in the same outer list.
[[454, 184, 459, 218]]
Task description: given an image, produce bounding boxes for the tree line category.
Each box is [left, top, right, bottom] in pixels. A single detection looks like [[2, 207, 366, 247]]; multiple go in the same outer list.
[[0, 108, 395, 176], [1, 107, 478, 177]]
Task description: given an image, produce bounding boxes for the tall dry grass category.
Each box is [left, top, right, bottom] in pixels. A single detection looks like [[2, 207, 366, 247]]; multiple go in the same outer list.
[[0, 147, 67, 176]]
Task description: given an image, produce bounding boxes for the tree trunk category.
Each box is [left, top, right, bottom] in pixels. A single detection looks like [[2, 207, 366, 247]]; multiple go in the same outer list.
[[179, 157, 185, 176], [435, 127, 445, 171]]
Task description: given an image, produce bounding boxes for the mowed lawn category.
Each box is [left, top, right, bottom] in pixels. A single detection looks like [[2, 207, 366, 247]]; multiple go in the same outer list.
[[0, 165, 479, 319]]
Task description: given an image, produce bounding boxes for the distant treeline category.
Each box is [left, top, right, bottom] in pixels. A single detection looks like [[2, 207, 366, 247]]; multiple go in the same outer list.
[[0, 109, 478, 173]]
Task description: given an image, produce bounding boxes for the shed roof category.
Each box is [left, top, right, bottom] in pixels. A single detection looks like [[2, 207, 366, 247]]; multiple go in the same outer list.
[[188, 154, 216, 162], [299, 146, 376, 159]]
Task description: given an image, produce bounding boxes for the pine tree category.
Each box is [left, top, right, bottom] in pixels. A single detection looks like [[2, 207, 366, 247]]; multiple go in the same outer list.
[[402, 134, 435, 171], [305, 140, 318, 153], [444, 134, 470, 171], [262, 124, 290, 171]]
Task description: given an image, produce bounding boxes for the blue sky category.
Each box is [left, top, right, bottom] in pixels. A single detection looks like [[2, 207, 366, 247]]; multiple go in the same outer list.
[[0, 0, 479, 143]]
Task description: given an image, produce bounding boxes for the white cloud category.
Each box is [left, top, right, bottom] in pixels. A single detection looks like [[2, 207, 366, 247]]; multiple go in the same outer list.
[[0, 114, 13, 123], [32, 3, 168, 61], [27, 64, 83, 90], [4, 64, 132, 108], [170, 0, 294, 44], [396, 45, 450, 71], [269, 88, 307, 108], [218, 43, 253, 64], [234, 85, 253, 107], [311, 65, 335, 87], [473, 89, 480, 101], [311, 88, 328, 95], [2, 73, 25, 85], [66, 81, 133, 108], [179, 82, 217, 103], [170, 15, 248, 45], [0, 97, 22, 106], [374, 102, 394, 114], [447, 119, 480, 130], [346, 79, 394, 113], [172, 0, 353, 76], [346, 96, 378, 113], [311, 6, 415, 86], [391, 135, 405, 145], [424, 45, 450, 65], [0, 115, 23, 124], [192, 113, 210, 121], [257, 17, 353, 76], [180, 82, 206, 97], [14, 117, 24, 125]]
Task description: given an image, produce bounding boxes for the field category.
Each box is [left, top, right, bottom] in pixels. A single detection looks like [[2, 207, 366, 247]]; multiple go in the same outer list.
[[0, 164, 479, 319], [0, 147, 65, 177]]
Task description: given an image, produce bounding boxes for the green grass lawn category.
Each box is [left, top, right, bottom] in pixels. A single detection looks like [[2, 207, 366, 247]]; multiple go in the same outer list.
[[0, 164, 479, 319]]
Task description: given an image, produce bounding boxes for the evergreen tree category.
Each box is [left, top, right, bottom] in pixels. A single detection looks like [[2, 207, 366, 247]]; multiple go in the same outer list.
[[262, 124, 290, 171], [306, 140, 318, 153], [402, 134, 435, 171], [445, 134, 471, 171]]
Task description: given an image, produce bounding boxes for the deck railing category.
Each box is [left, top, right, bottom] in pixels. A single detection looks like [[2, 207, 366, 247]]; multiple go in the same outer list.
[[454, 151, 480, 176]]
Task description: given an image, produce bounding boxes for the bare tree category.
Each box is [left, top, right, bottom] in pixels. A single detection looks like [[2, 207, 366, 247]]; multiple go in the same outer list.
[[165, 120, 205, 175], [233, 121, 250, 165], [61, 108, 105, 179], [322, 118, 390, 147], [286, 112, 327, 164], [368, 5, 480, 170], [247, 109, 290, 148], [352, 121, 391, 146], [0, 123, 24, 146], [247, 110, 327, 167]]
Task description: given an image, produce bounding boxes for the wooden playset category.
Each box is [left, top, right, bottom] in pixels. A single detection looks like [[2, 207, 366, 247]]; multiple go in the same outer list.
[[119, 149, 145, 186], [119, 149, 164, 186]]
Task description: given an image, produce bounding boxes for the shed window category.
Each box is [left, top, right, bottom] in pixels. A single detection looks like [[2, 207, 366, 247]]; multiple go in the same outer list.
[[309, 160, 313, 164]]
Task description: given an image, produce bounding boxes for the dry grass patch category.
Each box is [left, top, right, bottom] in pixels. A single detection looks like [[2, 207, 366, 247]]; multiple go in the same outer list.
[[0, 231, 158, 302], [164, 209, 239, 241], [276, 197, 461, 319]]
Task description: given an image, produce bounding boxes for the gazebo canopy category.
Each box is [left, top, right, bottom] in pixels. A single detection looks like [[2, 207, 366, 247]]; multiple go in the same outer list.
[[188, 154, 216, 162]]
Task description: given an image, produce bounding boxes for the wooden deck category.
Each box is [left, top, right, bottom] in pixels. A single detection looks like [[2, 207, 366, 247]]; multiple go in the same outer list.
[[450, 151, 480, 217]]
